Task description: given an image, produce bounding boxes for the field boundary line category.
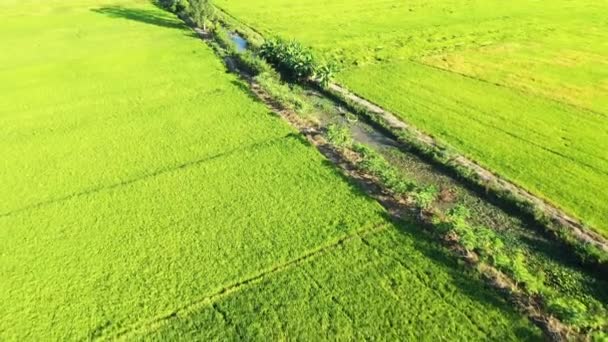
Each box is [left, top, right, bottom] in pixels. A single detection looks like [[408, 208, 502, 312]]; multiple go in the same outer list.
[[0, 134, 293, 220], [413, 59, 608, 120], [97, 224, 388, 340], [358, 238, 489, 337]]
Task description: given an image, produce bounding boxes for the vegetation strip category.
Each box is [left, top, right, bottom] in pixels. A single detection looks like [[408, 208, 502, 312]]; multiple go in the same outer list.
[[165, 7, 608, 337], [214, 0, 608, 239], [203, 3, 608, 270], [259, 87, 571, 339], [325, 83, 608, 254]]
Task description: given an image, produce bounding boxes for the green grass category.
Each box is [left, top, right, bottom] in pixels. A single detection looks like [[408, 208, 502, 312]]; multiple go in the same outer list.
[[134, 229, 538, 340], [215, 0, 608, 235], [0, 0, 539, 340]]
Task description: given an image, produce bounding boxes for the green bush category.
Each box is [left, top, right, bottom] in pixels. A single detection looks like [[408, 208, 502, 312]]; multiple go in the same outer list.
[[591, 331, 608, 342], [158, 0, 189, 13], [326, 124, 352, 148], [188, 0, 214, 31], [351, 143, 414, 195], [412, 186, 438, 210], [508, 251, 544, 294], [358, 151, 387, 175], [259, 37, 317, 81], [158, 0, 176, 12], [445, 206, 543, 291], [316, 61, 339, 88], [213, 27, 236, 54], [545, 296, 608, 330], [446, 207, 494, 253]]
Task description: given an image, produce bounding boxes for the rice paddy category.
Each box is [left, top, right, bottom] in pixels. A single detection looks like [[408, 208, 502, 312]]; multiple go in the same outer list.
[[0, 0, 542, 339]]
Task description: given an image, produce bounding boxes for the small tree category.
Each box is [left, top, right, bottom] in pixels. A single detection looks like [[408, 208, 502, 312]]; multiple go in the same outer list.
[[189, 0, 214, 31], [259, 37, 317, 81], [159, 0, 189, 13]]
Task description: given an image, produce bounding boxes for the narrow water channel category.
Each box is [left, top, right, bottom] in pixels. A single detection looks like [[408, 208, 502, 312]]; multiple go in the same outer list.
[[229, 32, 248, 53]]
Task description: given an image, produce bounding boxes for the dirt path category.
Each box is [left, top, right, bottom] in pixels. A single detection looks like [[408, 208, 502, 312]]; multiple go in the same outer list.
[[328, 83, 608, 254]]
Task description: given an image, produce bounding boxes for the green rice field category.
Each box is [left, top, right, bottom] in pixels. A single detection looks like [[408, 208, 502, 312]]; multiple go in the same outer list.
[[0, 0, 539, 339], [216, 0, 608, 235]]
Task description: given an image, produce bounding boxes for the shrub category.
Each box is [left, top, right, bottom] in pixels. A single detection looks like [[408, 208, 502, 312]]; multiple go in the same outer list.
[[259, 37, 317, 82], [445, 206, 540, 290], [351, 143, 414, 195], [188, 0, 214, 31], [353, 144, 388, 173], [316, 61, 339, 88], [326, 124, 352, 148], [591, 331, 607, 342], [158, 0, 175, 11], [508, 251, 544, 294], [412, 186, 438, 210], [158, 0, 189, 13], [547, 296, 608, 332], [213, 27, 236, 54], [447, 205, 470, 223]]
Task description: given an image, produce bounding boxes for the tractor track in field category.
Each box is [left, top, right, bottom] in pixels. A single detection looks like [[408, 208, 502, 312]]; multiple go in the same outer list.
[[415, 59, 608, 120], [0, 134, 293, 220], [96, 224, 388, 340]]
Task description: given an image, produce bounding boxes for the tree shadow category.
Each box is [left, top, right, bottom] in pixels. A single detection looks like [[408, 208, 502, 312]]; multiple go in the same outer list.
[[299, 156, 542, 339], [229, 80, 267, 104], [373, 213, 542, 340], [91, 6, 187, 30]]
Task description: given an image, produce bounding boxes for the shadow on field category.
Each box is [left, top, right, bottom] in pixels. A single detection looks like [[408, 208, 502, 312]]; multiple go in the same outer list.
[[376, 214, 541, 340], [91, 6, 186, 30], [260, 132, 540, 337]]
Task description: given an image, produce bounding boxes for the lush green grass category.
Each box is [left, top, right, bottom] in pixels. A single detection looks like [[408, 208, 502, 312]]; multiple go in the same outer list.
[[134, 229, 538, 340], [0, 0, 539, 340], [216, 0, 608, 235]]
